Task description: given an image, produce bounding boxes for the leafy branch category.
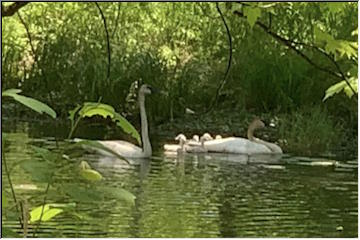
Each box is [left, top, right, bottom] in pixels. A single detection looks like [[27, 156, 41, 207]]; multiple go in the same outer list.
[[1, 2, 30, 18], [233, 9, 357, 102]]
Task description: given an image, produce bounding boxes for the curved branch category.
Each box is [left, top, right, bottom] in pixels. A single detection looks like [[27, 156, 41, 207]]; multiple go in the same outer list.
[[206, 2, 233, 113], [233, 10, 357, 101], [17, 11, 36, 59], [2, 2, 29, 18], [94, 2, 111, 82]]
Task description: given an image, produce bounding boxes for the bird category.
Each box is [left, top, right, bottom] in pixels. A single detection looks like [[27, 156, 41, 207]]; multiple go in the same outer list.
[[163, 134, 187, 152], [202, 119, 282, 155], [76, 84, 155, 158]]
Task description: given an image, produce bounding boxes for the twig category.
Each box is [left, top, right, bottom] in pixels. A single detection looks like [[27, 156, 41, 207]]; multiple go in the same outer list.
[[2, 2, 29, 18], [94, 2, 111, 83], [2, 142, 23, 229], [111, 2, 121, 38], [233, 10, 357, 101], [17, 11, 36, 58], [32, 183, 50, 237], [206, 2, 233, 114]]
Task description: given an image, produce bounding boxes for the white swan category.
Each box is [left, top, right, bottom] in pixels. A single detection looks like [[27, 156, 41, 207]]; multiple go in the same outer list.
[[203, 119, 282, 155], [163, 134, 187, 152], [79, 84, 154, 158], [215, 135, 222, 139]]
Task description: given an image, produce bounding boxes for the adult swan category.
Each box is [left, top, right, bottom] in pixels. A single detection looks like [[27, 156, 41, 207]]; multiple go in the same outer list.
[[203, 119, 283, 155], [85, 84, 154, 158]]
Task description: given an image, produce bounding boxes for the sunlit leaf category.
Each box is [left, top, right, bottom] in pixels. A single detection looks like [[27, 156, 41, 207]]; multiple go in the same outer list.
[[30, 204, 64, 223], [80, 160, 91, 170], [80, 169, 103, 182], [2, 89, 56, 118], [243, 6, 261, 28], [79, 102, 115, 119], [323, 77, 358, 101], [351, 28, 358, 36]]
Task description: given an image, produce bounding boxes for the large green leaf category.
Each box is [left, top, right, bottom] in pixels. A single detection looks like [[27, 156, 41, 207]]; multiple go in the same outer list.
[[323, 78, 358, 101], [79, 102, 115, 118], [71, 140, 130, 163], [20, 159, 56, 182], [2, 227, 20, 237], [102, 186, 136, 206], [74, 102, 141, 145], [63, 184, 103, 202], [30, 204, 64, 223], [243, 6, 261, 28], [113, 112, 141, 145], [2, 89, 56, 118]]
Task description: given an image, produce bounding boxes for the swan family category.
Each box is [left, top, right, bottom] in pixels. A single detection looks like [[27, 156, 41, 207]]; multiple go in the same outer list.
[[75, 84, 282, 158]]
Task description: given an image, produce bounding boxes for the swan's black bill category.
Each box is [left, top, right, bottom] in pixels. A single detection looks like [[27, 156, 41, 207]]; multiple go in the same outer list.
[[149, 86, 160, 94]]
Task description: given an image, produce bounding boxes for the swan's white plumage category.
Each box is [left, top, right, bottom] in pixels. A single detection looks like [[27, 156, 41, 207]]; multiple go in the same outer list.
[[203, 137, 271, 154], [77, 84, 153, 159]]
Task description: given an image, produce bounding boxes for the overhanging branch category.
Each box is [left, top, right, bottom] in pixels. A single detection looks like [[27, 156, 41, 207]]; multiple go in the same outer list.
[[2, 2, 29, 17]]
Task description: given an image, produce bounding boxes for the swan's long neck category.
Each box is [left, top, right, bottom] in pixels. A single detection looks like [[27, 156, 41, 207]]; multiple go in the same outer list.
[[139, 94, 152, 156], [247, 123, 282, 153], [247, 125, 256, 141]]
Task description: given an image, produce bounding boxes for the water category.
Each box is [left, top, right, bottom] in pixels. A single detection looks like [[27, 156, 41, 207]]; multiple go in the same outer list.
[[2, 120, 358, 237]]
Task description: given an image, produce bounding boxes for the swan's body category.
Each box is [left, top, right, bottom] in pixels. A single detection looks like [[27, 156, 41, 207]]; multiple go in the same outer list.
[[215, 135, 222, 139], [78, 84, 154, 158], [203, 119, 282, 155]]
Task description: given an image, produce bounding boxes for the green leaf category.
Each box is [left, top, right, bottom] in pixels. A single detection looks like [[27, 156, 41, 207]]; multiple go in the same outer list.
[[20, 159, 56, 182], [323, 81, 347, 101], [2, 227, 20, 237], [243, 6, 261, 28], [351, 28, 358, 36], [71, 140, 130, 163], [2, 191, 7, 208], [113, 112, 142, 145], [30, 204, 63, 223], [80, 169, 103, 182], [344, 77, 358, 98], [102, 187, 136, 206], [79, 102, 115, 119], [68, 104, 82, 127], [75, 102, 141, 145], [2, 89, 56, 118], [63, 184, 103, 202], [327, 2, 344, 14]]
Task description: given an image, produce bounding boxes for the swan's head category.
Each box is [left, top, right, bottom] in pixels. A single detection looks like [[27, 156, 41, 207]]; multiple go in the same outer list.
[[192, 135, 200, 142], [175, 134, 187, 146], [139, 84, 154, 95], [250, 118, 265, 130], [201, 133, 213, 141]]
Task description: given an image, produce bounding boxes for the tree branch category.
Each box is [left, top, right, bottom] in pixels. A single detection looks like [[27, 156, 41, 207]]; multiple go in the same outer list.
[[94, 2, 111, 83], [233, 10, 357, 101], [2, 2, 29, 18], [206, 2, 233, 114]]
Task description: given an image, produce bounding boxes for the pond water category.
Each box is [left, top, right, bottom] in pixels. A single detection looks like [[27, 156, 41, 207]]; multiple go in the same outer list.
[[1, 120, 358, 237]]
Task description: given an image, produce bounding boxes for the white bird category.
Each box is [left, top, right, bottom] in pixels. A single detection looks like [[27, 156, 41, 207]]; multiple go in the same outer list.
[[163, 134, 187, 152], [202, 119, 282, 155], [201, 133, 213, 141], [215, 135, 222, 139], [77, 84, 154, 158]]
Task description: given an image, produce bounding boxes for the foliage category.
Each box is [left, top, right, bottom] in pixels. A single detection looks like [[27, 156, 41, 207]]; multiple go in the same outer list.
[[68, 102, 141, 145], [2, 88, 56, 118]]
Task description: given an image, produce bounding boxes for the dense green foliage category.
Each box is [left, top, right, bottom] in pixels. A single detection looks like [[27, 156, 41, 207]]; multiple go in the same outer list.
[[2, 2, 358, 155]]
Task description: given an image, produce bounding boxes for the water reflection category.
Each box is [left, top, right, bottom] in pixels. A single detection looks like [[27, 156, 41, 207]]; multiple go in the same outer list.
[[1, 121, 358, 237]]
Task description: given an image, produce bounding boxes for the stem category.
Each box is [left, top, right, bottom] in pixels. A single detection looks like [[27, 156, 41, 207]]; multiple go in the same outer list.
[[67, 117, 82, 139], [32, 183, 50, 237], [2, 141, 23, 229]]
